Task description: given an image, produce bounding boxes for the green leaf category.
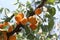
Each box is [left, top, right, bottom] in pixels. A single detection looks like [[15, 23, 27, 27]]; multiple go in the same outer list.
[[36, 22, 41, 32], [4, 8, 9, 17], [41, 25, 48, 32], [26, 9, 34, 17], [46, 38, 50, 40], [47, 34, 53, 38], [26, 1, 31, 8], [0, 8, 3, 13], [47, 0, 55, 4], [17, 0, 19, 3], [26, 1, 34, 17], [18, 3, 21, 8], [5, 14, 14, 22], [59, 0, 60, 2], [13, 3, 18, 5], [48, 18, 54, 31], [48, 7, 56, 16], [21, 9, 24, 12], [24, 25, 30, 35], [45, 13, 51, 18], [57, 5, 60, 11], [6, 8, 10, 12], [27, 33, 35, 40], [41, 18, 54, 32], [35, 1, 41, 5]]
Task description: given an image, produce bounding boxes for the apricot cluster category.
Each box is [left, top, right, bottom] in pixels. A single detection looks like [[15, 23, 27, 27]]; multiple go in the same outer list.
[[0, 22, 16, 40], [15, 8, 42, 30]]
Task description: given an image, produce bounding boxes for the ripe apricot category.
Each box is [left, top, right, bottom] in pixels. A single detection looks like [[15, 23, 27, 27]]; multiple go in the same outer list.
[[15, 13, 24, 23], [30, 24, 37, 30], [9, 35, 16, 40], [16, 21, 20, 25], [28, 16, 37, 24], [2, 32, 7, 40], [18, 13, 24, 18], [3, 22, 9, 26], [20, 18, 28, 25], [35, 8, 42, 15], [0, 24, 3, 28], [8, 26, 13, 32], [15, 15, 23, 22]]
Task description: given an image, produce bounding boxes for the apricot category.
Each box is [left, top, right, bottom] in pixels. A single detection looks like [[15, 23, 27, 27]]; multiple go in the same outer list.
[[35, 8, 42, 15], [20, 18, 28, 25], [0, 24, 3, 28], [3, 22, 9, 26], [28, 16, 37, 24], [2, 32, 7, 40], [8, 26, 13, 32], [15, 13, 24, 23], [9, 35, 16, 40], [30, 24, 37, 30]]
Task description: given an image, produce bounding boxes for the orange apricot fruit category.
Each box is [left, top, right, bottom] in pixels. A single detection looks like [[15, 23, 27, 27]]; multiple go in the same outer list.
[[28, 16, 37, 24], [30, 24, 37, 30], [8, 26, 13, 32], [0, 24, 3, 28], [35, 8, 42, 15], [20, 18, 28, 25], [15, 13, 24, 23], [18, 12, 24, 18], [3, 22, 9, 26], [9, 35, 16, 40], [2, 32, 7, 40]]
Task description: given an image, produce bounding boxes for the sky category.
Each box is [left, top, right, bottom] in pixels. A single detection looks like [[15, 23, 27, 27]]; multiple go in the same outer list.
[[0, 0, 15, 11], [0, 0, 28, 11]]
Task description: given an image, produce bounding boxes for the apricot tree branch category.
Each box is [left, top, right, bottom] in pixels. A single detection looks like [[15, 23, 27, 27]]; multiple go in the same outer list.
[[36, 0, 47, 8], [7, 24, 24, 40]]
